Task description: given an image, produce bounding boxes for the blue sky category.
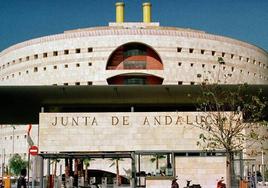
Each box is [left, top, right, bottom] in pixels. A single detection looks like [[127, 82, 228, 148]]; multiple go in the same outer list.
[[0, 0, 268, 51]]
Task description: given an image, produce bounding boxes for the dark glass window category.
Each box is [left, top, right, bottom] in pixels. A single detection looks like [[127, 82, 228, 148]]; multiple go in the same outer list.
[[124, 77, 146, 85], [123, 61, 146, 69], [123, 44, 146, 57]]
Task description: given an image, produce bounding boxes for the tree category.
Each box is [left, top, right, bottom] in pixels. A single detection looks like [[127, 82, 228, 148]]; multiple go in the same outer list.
[[194, 86, 267, 187], [83, 158, 94, 185], [8, 154, 28, 176], [194, 58, 268, 187], [109, 157, 123, 186]]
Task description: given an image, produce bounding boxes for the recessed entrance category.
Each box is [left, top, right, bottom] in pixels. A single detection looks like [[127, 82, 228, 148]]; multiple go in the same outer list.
[[106, 42, 163, 85]]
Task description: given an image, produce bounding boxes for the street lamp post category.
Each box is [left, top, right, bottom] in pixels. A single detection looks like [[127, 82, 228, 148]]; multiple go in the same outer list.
[[11, 125, 16, 156]]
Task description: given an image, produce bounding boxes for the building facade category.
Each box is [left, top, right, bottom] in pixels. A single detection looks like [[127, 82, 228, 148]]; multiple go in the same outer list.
[[0, 2, 268, 188]]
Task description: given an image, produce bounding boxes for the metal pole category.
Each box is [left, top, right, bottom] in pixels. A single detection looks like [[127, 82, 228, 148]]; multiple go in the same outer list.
[[39, 107, 44, 148], [131, 152, 136, 188], [40, 156, 44, 188], [138, 154, 140, 186], [1, 149, 5, 178], [172, 152, 175, 177], [12, 126, 15, 155], [32, 156, 35, 188], [261, 149, 265, 185], [46, 159, 51, 188], [27, 152, 30, 188]]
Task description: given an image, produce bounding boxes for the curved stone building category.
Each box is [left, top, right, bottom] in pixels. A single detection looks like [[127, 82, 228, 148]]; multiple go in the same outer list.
[[0, 2, 267, 188], [0, 22, 267, 86]]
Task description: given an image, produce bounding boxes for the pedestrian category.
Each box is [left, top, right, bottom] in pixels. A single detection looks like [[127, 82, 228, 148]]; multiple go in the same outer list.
[[171, 178, 179, 188], [17, 168, 27, 188]]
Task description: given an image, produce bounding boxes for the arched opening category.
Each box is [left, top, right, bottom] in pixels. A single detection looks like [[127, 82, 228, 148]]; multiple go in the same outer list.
[[106, 42, 163, 70], [106, 42, 163, 85]]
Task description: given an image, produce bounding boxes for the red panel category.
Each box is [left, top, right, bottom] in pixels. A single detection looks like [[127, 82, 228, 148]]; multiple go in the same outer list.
[[106, 43, 163, 70]]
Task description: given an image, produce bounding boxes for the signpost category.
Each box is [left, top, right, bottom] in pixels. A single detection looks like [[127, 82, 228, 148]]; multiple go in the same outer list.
[[29, 146, 38, 156], [29, 146, 38, 188]]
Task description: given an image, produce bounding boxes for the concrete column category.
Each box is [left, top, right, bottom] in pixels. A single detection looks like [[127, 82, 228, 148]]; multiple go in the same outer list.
[[47, 158, 50, 188], [131, 152, 136, 188]]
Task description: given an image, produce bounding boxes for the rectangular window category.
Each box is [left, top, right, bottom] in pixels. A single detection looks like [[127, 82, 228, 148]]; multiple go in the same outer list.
[[76, 63, 80, 67], [64, 50, 69, 55], [63, 83, 68, 86], [212, 51, 216, 56], [12, 74, 14, 78], [34, 67, 38, 72], [178, 81, 183, 85], [26, 70, 29, 74], [43, 53, 48, 58], [177, 48, 182, 52], [124, 77, 146, 85], [53, 65, 57, 69], [178, 62, 182, 66], [246, 58, 249, 62], [123, 61, 146, 69], [201, 49, 205, 54], [87, 81, 92, 85], [43, 67, 47, 71], [189, 48, 194, 53], [231, 54, 234, 59], [75, 82, 80, 85], [88, 62, 92, 66], [202, 64, 205, 68], [231, 67, 234, 72], [64, 64, 68, 68], [124, 48, 146, 57], [190, 63, 194, 67], [34, 54, 38, 59], [75, 48, 81, 53], [190, 81, 195, 85], [19, 58, 22, 62], [222, 52, 225, 57], [53, 51, 58, 56], [26, 56, 30, 61], [88, 48, 93, 52], [239, 56, 242, 61]]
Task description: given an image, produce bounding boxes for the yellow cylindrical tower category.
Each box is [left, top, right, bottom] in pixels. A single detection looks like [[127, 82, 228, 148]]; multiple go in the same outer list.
[[115, 2, 124, 23], [143, 2, 151, 23]]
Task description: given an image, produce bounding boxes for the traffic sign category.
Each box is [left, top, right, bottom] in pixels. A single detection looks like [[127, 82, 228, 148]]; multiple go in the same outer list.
[[29, 145, 39, 156]]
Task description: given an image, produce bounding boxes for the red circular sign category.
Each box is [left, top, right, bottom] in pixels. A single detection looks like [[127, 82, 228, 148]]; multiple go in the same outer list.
[[29, 145, 39, 156]]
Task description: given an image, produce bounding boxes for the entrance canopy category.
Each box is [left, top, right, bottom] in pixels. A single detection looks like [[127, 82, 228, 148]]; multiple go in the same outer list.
[[39, 151, 133, 159], [0, 85, 267, 124]]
